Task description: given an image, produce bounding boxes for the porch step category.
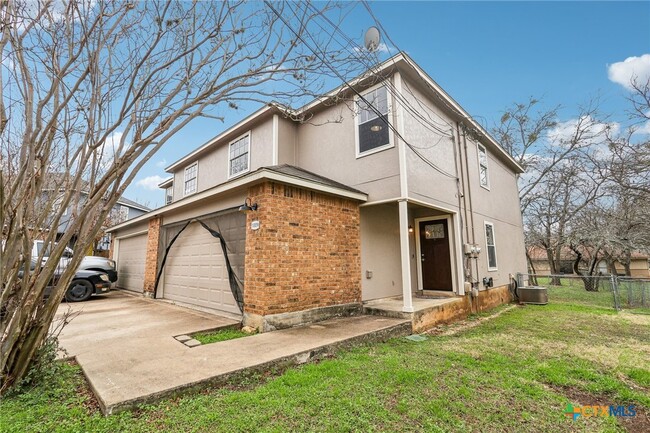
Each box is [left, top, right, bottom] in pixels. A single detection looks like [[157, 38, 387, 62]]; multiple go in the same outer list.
[[418, 290, 459, 298], [363, 296, 471, 333]]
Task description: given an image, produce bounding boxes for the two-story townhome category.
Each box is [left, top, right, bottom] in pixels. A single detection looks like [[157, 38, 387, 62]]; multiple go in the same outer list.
[[108, 53, 527, 331]]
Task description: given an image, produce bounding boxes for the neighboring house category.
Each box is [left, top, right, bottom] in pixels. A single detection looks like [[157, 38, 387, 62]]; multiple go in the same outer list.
[[528, 246, 650, 278], [108, 53, 527, 330], [50, 185, 150, 254]]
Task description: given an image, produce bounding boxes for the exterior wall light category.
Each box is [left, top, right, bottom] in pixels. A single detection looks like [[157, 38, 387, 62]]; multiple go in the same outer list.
[[408, 225, 414, 233], [238, 197, 258, 213]]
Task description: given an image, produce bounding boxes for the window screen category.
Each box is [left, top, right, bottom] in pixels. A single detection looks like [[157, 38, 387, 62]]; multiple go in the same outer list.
[[184, 163, 198, 195], [357, 86, 390, 155], [229, 134, 250, 176], [485, 222, 497, 270]]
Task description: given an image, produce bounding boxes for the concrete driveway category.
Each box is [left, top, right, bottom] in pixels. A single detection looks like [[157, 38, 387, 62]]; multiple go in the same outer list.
[[56, 290, 410, 414]]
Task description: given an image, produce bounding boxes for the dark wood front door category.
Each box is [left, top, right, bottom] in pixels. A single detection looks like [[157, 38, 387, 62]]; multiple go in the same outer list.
[[419, 219, 453, 291]]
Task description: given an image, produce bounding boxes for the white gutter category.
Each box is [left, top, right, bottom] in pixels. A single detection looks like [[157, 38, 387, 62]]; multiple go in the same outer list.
[[107, 168, 367, 233], [157, 177, 173, 188]]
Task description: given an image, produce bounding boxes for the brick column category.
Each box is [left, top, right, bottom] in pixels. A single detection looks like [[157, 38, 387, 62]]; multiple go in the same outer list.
[[243, 181, 361, 330], [143, 216, 162, 297]]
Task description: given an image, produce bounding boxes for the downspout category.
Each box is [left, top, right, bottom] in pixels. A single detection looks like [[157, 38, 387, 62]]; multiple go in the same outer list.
[[453, 122, 470, 287], [462, 126, 480, 308]]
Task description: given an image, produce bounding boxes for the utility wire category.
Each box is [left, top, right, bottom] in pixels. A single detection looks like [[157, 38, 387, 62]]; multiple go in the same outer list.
[[361, 0, 481, 138], [266, 1, 457, 179], [303, 2, 453, 138]]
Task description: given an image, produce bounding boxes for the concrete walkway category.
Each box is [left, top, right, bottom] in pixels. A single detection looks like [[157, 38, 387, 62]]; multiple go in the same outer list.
[[56, 291, 410, 414]]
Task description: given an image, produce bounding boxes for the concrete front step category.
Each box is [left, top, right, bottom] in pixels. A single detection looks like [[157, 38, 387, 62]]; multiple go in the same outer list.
[[363, 296, 471, 333]]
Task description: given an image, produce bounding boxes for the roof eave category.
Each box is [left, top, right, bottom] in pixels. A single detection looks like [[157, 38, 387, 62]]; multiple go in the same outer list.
[[107, 168, 367, 233]]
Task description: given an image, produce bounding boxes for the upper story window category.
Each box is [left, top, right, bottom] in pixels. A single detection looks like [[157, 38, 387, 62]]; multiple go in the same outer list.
[[165, 186, 173, 205], [484, 222, 498, 271], [184, 162, 198, 196], [478, 144, 490, 189], [229, 133, 250, 177], [356, 85, 391, 157]]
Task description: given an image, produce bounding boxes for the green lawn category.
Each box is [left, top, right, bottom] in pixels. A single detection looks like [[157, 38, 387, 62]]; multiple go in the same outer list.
[[193, 327, 253, 345], [534, 276, 616, 309], [2, 301, 648, 432]]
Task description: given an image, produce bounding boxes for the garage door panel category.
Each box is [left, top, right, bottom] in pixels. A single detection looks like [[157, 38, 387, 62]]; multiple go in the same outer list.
[[163, 217, 244, 315], [117, 234, 147, 293]]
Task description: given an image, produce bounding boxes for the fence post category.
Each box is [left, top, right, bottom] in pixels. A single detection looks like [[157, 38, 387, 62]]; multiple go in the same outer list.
[[610, 274, 621, 311]]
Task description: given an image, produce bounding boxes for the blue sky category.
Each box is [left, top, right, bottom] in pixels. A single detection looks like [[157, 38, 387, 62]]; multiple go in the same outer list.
[[127, 1, 650, 208]]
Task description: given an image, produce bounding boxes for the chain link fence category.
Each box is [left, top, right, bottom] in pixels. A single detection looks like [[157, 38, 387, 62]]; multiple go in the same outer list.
[[518, 273, 650, 312]]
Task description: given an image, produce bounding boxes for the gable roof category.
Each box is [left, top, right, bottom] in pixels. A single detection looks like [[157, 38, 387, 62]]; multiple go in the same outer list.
[[115, 197, 151, 212], [165, 53, 524, 175], [42, 173, 150, 212], [107, 164, 367, 233]]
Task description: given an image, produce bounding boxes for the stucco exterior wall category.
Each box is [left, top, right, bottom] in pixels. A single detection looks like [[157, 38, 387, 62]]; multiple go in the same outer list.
[[463, 134, 527, 287], [162, 190, 247, 226], [400, 77, 460, 211], [294, 83, 401, 202], [171, 117, 275, 201], [277, 116, 297, 165], [360, 204, 403, 301]]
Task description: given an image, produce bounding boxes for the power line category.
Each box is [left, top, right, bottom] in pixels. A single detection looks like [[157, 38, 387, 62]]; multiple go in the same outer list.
[[303, 2, 454, 138], [266, 1, 457, 179]]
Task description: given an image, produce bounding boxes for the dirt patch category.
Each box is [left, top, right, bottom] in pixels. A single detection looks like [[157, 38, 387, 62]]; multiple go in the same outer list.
[[426, 304, 518, 337], [553, 385, 649, 433], [65, 360, 101, 415]]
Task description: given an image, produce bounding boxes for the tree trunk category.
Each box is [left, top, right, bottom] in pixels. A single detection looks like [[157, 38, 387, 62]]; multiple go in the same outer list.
[[547, 247, 562, 285], [526, 251, 539, 286]]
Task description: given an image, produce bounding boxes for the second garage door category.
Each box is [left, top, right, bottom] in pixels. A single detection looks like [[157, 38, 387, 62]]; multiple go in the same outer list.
[[116, 234, 147, 293], [162, 216, 245, 315]]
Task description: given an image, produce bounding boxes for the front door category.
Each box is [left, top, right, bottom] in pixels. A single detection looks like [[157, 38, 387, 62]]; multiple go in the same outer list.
[[419, 219, 453, 291]]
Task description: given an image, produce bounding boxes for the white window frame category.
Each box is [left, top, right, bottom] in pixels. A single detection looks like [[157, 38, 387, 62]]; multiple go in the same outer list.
[[477, 144, 490, 190], [165, 186, 173, 205], [484, 221, 498, 271], [227, 131, 251, 179], [355, 82, 394, 158], [183, 162, 198, 196]]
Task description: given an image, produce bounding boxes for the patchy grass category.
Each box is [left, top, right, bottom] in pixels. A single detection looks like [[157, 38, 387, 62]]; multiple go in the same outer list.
[[534, 276, 616, 309], [193, 327, 253, 345], [2, 300, 648, 432]]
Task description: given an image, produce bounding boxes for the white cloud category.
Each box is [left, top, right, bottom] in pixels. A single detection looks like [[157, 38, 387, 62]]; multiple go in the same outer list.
[[136, 175, 166, 191], [607, 54, 650, 90], [352, 43, 395, 55], [633, 120, 650, 136], [155, 159, 167, 168], [547, 116, 619, 146]]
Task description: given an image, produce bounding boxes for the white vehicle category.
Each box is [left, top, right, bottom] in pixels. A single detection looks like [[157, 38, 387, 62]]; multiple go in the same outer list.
[[32, 240, 118, 282]]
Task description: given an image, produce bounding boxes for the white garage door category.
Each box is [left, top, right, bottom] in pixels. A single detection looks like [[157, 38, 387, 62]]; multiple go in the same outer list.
[[163, 218, 245, 315], [116, 234, 147, 293]]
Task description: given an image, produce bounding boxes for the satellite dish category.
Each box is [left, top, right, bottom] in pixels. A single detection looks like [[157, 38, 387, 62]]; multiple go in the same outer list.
[[364, 26, 381, 52]]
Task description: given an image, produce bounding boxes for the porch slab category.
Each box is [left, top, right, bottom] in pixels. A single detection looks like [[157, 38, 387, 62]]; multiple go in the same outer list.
[[56, 292, 410, 415], [363, 295, 472, 333]]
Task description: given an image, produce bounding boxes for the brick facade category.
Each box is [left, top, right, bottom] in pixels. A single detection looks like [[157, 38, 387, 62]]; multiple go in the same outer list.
[[244, 182, 362, 317], [143, 216, 162, 296]]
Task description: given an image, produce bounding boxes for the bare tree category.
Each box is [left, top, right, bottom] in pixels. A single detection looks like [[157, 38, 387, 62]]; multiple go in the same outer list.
[[494, 98, 611, 283], [0, 0, 370, 391]]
